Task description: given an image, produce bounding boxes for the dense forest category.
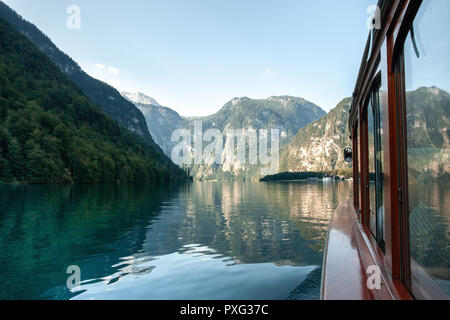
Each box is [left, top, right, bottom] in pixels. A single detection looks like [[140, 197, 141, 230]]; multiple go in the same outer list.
[[260, 171, 350, 182], [0, 1, 156, 147], [0, 17, 189, 184], [260, 172, 326, 182]]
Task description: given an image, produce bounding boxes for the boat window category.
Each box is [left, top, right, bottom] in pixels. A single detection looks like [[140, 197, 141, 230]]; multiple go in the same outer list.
[[353, 124, 360, 210], [368, 76, 385, 246], [368, 95, 376, 235], [357, 116, 362, 213], [403, 0, 450, 299]]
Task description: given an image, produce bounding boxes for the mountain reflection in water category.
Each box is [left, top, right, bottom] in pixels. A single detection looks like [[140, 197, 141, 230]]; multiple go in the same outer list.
[[0, 181, 353, 300]]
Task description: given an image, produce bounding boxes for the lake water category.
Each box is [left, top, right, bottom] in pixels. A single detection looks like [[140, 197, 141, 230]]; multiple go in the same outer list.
[[0, 181, 353, 300]]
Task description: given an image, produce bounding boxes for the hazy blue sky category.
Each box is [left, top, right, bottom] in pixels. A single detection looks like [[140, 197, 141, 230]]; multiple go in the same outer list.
[[4, 0, 381, 115], [403, 0, 450, 94]]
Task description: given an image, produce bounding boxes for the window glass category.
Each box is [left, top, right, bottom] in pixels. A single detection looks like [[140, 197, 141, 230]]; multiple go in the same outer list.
[[357, 116, 362, 212], [368, 82, 385, 243], [368, 98, 376, 236], [373, 89, 385, 246], [354, 125, 360, 210], [380, 41, 388, 244], [403, 0, 450, 298]]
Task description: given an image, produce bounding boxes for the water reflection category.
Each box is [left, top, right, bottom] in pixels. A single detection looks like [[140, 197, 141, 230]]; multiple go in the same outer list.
[[0, 181, 353, 300], [409, 183, 450, 295], [0, 184, 173, 299]]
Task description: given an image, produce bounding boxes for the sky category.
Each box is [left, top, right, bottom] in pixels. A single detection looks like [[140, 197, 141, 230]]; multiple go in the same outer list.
[[403, 0, 450, 93], [3, 0, 380, 116]]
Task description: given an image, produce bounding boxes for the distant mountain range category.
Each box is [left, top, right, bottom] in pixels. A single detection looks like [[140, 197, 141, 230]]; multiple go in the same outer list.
[[123, 93, 326, 180], [187, 96, 326, 180], [1, 1, 447, 183], [195, 96, 326, 145], [124, 87, 449, 182]]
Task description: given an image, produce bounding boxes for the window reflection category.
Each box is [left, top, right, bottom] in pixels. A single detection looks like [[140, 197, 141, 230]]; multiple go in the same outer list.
[[353, 125, 360, 210], [357, 120, 362, 212], [403, 0, 450, 298], [368, 96, 376, 236], [368, 79, 385, 244]]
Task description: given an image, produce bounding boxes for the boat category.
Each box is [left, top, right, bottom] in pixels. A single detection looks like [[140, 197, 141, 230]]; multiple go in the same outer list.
[[321, 0, 449, 300]]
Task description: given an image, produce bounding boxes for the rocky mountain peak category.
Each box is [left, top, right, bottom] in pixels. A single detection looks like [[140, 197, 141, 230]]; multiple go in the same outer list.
[[121, 91, 161, 106]]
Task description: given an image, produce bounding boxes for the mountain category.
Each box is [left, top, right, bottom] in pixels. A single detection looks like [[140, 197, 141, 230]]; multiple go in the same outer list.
[[121, 91, 161, 107], [199, 96, 326, 145], [0, 1, 156, 147], [405, 87, 450, 149], [404, 86, 450, 183], [0, 17, 188, 183], [187, 96, 326, 180], [120, 91, 161, 107], [278, 87, 450, 181], [124, 95, 325, 180], [130, 101, 188, 157], [279, 98, 352, 175]]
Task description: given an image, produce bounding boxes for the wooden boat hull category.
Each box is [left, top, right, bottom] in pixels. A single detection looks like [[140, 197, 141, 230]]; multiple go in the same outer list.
[[321, 200, 413, 300]]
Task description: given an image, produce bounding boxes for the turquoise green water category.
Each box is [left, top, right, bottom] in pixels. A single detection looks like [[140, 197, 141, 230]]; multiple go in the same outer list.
[[0, 181, 353, 300]]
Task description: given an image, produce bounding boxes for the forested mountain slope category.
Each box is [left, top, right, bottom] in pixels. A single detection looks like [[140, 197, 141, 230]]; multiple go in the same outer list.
[[0, 17, 188, 184], [0, 1, 156, 147]]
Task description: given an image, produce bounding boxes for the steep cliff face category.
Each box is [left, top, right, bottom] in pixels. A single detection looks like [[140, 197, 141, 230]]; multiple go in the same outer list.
[[279, 87, 450, 181], [280, 98, 352, 174], [135, 103, 188, 157], [404, 87, 450, 182], [185, 96, 326, 180], [125, 94, 325, 180], [121, 91, 161, 107], [198, 96, 326, 145]]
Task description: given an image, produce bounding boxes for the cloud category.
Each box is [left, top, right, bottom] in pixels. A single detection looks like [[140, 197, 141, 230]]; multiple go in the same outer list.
[[108, 66, 120, 75], [108, 78, 121, 88], [257, 67, 274, 79], [90, 63, 122, 89], [94, 63, 120, 75]]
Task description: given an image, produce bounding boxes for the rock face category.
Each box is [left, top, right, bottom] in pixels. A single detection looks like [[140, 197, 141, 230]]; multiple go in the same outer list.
[[121, 91, 161, 107], [404, 87, 450, 183], [125, 94, 326, 180], [132, 102, 188, 158], [280, 98, 352, 174], [280, 87, 450, 181], [187, 96, 326, 180]]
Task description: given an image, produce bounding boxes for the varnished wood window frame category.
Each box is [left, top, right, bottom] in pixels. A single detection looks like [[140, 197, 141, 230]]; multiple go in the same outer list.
[[359, 101, 370, 227], [349, 0, 416, 300], [353, 123, 360, 210], [392, 0, 449, 300], [365, 71, 386, 251]]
